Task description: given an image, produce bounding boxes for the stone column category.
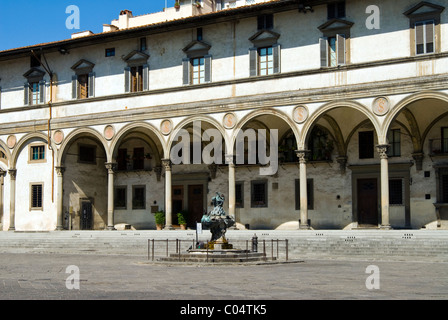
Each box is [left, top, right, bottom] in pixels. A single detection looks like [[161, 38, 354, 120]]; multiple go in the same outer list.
[[105, 163, 117, 231], [162, 159, 174, 230], [8, 169, 16, 231], [226, 155, 236, 218], [377, 145, 392, 230], [55, 166, 65, 231], [0, 170, 5, 231], [296, 151, 310, 230]]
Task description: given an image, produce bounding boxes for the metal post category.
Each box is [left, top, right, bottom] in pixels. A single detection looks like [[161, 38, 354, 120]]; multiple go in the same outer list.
[[286, 239, 288, 261], [206, 241, 209, 263], [271, 239, 274, 260], [148, 239, 150, 260], [152, 239, 155, 261], [166, 239, 169, 258], [263, 240, 266, 261]]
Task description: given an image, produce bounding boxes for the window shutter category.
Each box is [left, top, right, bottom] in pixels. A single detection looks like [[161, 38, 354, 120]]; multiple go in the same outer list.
[[24, 83, 30, 105], [249, 47, 258, 77], [272, 44, 281, 74], [204, 55, 212, 83], [72, 75, 78, 99], [320, 38, 328, 68], [425, 21, 435, 53], [336, 34, 346, 65], [182, 58, 190, 85], [39, 80, 45, 104], [124, 67, 131, 93], [142, 64, 149, 91], [88, 72, 95, 98], [415, 22, 424, 54]]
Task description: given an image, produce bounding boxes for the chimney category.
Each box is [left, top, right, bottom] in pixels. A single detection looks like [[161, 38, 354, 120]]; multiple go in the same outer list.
[[118, 10, 133, 29]]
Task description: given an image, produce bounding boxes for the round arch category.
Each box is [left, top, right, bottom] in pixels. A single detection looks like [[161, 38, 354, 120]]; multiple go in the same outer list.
[[11, 132, 55, 168], [299, 100, 381, 148], [167, 115, 229, 159], [0, 139, 11, 168], [57, 127, 109, 166], [230, 108, 301, 152], [110, 122, 166, 166], [383, 91, 448, 139]]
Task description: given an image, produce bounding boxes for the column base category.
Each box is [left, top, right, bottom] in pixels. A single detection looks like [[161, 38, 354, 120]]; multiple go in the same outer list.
[[380, 224, 392, 230], [55, 226, 64, 231], [8, 227, 15, 231], [107, 226, 116, 231], [299, 224, 311, 230], [164, 225, 175, 230]]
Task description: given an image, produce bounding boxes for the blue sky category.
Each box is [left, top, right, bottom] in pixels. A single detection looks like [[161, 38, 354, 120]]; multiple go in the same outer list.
[[0, 0, 169, 51]]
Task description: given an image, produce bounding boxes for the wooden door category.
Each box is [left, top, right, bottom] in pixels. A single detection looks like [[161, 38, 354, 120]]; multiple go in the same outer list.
[[188, 185, 204, 227], [81, 201, 93, 230], [172, 185, 184, 225], [357, 178, 378, 226]]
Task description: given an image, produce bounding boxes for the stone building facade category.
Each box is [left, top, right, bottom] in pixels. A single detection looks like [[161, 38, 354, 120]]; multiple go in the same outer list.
[[0, 0, 448, 231]]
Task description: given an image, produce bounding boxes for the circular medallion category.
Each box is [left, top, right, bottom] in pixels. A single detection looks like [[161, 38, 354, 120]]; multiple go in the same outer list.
[[104, 125, 115, 141], [372, 97, 390, 116], [53, 130, 64, 145], [293, 105, 309, 124], [160, 120, 173, 136], [6, 135, 16, 149], [223, 113, 237, 129]]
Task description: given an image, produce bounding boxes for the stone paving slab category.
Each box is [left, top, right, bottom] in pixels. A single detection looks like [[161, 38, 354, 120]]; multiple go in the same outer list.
[[0, 252, 447, 302]]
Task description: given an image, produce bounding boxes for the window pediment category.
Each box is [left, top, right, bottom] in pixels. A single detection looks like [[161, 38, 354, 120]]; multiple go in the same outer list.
[[122, 50, 150, 67], [249, 30, 280, 47], [404, 1, 445, 18], [182, 40, 211, 58], [23, 68, 45, 82], [71, 59, 95, 75], [318, 18, 354, 35]]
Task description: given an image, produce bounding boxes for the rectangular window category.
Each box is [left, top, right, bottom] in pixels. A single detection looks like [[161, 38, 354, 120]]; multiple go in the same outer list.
[[415, 20, 435, 55], [117, 148, 128, 171], [30, 145, 45, 161], [235, 182, 244, 208], [258, 47, 274, 76], [359, 131, 374, 159], [133, 148, 144, 170], [132, 186, 146, 210], [140, 38, 147, 51], [442, 174, 448, 203], [328, 37, 337, 67], [78, 74, 89, 99], [257, 14, 273, 30], [114, 186, 127, 209], [130, 66, 143, 92], [191, 57, 205, 85], [31, 184, 43, 210], [79, 145, 96, 164], [251, 180, 268, 208], [295, 179, 314, 210], [320, 34, 346, 67], [387, 129, 401, 157], [105, 48, 115, 57], [328, 1, 346, 20], [389, 179, 403, 205], [197, 28, 203, 41], [30, 82, 40, 105], [442, 127, 448, 153]]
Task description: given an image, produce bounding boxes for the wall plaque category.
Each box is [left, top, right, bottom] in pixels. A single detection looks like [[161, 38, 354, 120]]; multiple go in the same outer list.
[[293, 105, 309, 124], [372, 97, 390, 116]]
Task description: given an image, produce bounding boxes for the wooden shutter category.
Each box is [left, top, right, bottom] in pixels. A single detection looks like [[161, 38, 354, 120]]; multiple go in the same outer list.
[[39, 80, 45, 104], [24, 83, 30, 105], [72, 75, 78, 99], [320, 38, 328, 68], [142, 64, 149, 91], [182, 58, 190, 85], [425, 21, 435, 53], [204, 55, 212, 83], [337, 34, 346, 65], [272, 44, 281, 74], [415, 22, 424, 54], [88, 72, 95, 98], [249, 47, 258, 77], [124, 67, 131, 93]]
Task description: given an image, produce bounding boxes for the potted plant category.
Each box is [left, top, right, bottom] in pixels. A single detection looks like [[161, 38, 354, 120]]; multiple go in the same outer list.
[[174, 1, 180, 9], [194, 1, 201, 8], [177, 211, 188, 230], [155, 211, 165, 230]]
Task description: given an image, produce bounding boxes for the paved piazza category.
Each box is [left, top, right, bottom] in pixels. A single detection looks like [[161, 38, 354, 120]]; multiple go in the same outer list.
[[0, 253, 447, 302]]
